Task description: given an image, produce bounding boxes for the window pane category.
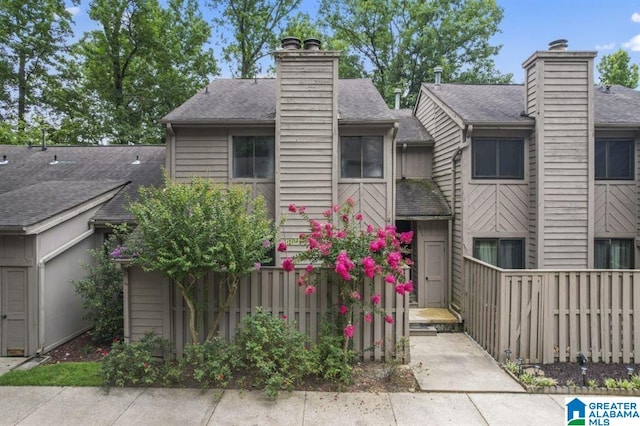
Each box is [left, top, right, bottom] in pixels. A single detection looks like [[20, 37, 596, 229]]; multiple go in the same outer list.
[[595, 140, 606, 178], [474, 139, 497, 177], [233, 137, 253, 178], [341, 137, 362, 178], [607, 140, 633, 179], [499, 239, 524, 269], [254, 137, 274, 178], [362, 136, 383, 178], [594, 240, 609, 268], [611, 239, 633, 269], [473, 239, 498, 266], [498, 140, 524, 178]]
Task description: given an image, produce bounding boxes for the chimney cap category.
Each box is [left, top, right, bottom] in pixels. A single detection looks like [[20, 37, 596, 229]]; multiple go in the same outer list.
[[281, 36, 301, 50], [303, 38, 321, 50], [434, 66, 443, 73], [548, 39, 568, 51]]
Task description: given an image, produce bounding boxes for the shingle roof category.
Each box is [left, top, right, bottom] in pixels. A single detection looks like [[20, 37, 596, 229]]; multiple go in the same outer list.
[[161, 78, 395, 123], [422, 84, 532, 125], [390, 109, 433, 143], [396, 179, 451, 218], [0, 145, 165, 230], [422, 83, 640, 127]]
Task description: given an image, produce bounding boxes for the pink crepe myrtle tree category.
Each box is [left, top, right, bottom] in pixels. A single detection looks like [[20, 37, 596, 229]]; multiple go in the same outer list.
[[279, 199, 413, 354]]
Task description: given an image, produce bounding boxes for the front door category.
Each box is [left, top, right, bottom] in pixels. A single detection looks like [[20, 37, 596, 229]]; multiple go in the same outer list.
[[0, 268, 28, 356], [424, 241, 446, 307]]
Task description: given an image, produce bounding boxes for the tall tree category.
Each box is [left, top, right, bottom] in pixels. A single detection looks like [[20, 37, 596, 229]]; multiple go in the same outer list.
[[209, 0, 301, 78], [597, 49, 639, 89], [52, 0, 217, 145], [280, 12, 366, 78], [0, 0, 76, 130], [319, 0, 511, 106]]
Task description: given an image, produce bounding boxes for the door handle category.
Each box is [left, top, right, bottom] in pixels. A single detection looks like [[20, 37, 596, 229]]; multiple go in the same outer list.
[[425, 277, 428, 281], [1, 315, 6, 319]]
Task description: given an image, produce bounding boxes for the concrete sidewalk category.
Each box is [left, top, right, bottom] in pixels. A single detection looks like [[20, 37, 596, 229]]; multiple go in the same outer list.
[[0, 333, 570, 425]]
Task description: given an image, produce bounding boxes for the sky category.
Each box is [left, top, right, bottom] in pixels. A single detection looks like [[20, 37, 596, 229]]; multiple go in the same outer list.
[[65, 0, 640, 84]]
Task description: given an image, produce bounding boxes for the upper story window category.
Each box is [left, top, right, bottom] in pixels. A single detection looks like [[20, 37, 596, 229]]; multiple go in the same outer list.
[[472, 138, 524, 179], [594, 238, 634, 269], [595, 139, 634, 180], [341, 136, 383, 178], [473, 238, 525, 269], [233, 136, 274, 178]]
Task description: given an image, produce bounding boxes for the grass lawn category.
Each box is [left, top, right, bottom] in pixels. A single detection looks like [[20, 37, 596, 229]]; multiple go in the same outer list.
[[0, 362, 102, 387]]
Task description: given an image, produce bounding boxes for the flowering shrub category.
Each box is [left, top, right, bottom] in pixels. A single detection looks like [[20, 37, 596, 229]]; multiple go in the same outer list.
[[280, 199, 413, 353]]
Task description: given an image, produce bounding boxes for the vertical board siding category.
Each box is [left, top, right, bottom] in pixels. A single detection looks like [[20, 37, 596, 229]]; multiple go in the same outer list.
[[528, 133, 537, 268], [452, 162, 463, 309], [464, 256, 640, 364], [126, 266, 410, 362]]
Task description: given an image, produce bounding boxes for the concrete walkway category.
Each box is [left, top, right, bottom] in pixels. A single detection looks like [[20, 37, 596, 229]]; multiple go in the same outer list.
[[0, 333, 572, 425]]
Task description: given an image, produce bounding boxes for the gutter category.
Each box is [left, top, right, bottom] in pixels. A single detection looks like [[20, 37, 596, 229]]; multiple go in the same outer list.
[[37, 227, 95, 355]]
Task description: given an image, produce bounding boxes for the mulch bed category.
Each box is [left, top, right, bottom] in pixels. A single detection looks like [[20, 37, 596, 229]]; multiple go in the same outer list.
[[538, 362, 640, 387]]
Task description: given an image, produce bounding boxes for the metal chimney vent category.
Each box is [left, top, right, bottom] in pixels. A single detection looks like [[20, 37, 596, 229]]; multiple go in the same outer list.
[[434, 66, 443, 86], [281, 37, 301, 50], [548, 39, 568, 51], [303, 38, 321, 50]]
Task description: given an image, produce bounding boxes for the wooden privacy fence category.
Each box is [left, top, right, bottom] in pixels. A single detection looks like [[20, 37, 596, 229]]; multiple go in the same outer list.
[[120, 264, 410, 362], [463, 255, 640, 365]]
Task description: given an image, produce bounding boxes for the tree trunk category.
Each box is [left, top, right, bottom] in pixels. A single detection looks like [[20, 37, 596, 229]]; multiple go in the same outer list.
[[18, 53, 26, 128], [176, 280, 199, 344], [205, 274, 239, 342]]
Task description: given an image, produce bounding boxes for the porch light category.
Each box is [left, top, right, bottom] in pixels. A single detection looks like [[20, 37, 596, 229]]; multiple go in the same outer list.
[[504, 349, 511, 362], [534, 365, 540, 377], [517, 357, 523, 375], [627, 366, 634, 378], [581, 366, 587, 386]]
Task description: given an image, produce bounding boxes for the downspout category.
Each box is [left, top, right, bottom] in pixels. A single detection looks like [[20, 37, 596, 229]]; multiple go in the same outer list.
[[447, 124, 472, 321], [37, 228, 95, 355]]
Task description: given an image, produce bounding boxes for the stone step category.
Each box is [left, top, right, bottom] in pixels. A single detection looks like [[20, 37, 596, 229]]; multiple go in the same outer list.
[[409, 323, 438, 336]]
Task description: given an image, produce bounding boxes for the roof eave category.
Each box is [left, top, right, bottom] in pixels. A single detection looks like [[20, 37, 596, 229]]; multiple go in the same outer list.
[[160, 119, 275, 127], [395, 214, 453, 221], [465, 120, 535, 130], [338, 119, 397, 127], [595, 122, 640, 129]]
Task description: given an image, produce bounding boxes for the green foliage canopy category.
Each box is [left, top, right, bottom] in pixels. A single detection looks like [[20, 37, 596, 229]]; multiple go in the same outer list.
[[597, 48, 639, 89]]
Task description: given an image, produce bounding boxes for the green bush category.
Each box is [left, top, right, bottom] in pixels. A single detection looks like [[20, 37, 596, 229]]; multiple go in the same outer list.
[[73, 230, 125, 344], [102, 333, 172, 387], [234, 308, 316, 397], [313, 319, 354, 386], [181, 338, 239, 389]]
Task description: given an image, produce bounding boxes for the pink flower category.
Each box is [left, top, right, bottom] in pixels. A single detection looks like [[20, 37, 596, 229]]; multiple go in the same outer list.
[[371, 294, 381, 305], [339, 305, 348, 315], [305, 264, 314, 273], [297, 276, 306, 286], [320, 243, 331, 255], [332, 204, 339, 212], [370, 238, 386, 252], [335, 263, 351, 280], [341, 214, 349, 222], [277, 241, 288, 252], [387, 251, 402, 269], [403, 281, 414, 293], [323, 209, 332, 217], [362, 256, 376, 278], [336, 231, 346, 238], [384, 274, 396, 284], [298, 206, 306, 213], [288, 203, 297, 213], [254, 262, 262, 270], [355, 213, 363, 221], [262, 240, 271, 248], [282, 258, 294, 272], [350, 291, 361, 300], [346, 197, 355, 207], [366, 224, 374, 233], [282, 315, 288, 319], [344, 324, 355, 338], [395, 284, 406, 295], [305, 285, 316, 295], [364, 313, 373, 323], [308, 237, 319, 249], [400, 231, 413, 244], [385, 315, 394, 324]]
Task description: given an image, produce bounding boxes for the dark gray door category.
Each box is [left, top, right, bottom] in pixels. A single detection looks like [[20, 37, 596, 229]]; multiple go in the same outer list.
[[1, 268, 28, 356]]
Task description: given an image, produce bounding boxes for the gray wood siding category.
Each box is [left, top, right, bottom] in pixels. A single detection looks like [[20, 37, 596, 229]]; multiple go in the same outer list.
[[396, 145, 432, 178], [174, 128, 228, 182], [127, 268, 170, 342], [276, 56, 338, 256], [338, 182, 390, 229], [414, 91, 463, 206], [468, 183, 529, 233], [525, 65, 537, 116], [595, 183, 637, 234], [528, 132, 537, 268], [539, 60, 593, 268]]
